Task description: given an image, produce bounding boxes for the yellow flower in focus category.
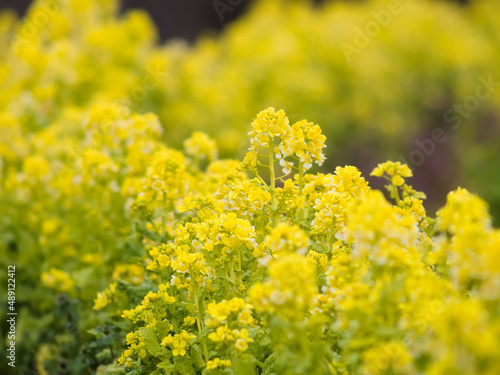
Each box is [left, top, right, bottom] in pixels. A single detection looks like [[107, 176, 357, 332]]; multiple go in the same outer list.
[[249, 107, 290, 153], [172, 338, 187, 356]]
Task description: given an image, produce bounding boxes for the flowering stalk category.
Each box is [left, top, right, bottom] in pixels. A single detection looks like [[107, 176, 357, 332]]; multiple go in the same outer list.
[[328, 218, 337, 250], [230, 259, 237, 297], [268, 143, 278, 225], [110, 110, 500, 375], [192, 284, 209, 363], [161, 347, 171, 375], [298, 160, 304, 196], [162, 193, 167, 239]]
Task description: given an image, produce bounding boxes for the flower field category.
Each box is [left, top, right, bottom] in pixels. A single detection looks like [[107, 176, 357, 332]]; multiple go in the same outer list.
[[1, 0, 500, 374]]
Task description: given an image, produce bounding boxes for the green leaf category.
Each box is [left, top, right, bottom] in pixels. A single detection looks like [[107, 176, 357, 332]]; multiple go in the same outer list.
[[127, 256, 144, 264], [138, 327, 163, 357], [233, 355, 258, 375], [116, 279, 157, 305], [155, 320, 172, 338], [143, 228, 162, 242], [157, 361, 175, 372], [190, 344, 206, 367], [215, 269, 235, 285], [96, 362, 127, 375], [132, 221, 161, 242]]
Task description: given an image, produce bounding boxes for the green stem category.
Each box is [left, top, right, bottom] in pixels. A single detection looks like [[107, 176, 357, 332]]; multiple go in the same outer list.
[[172, 317, 179, 334], [268, 145, 278, 225], [298, 160, 304, 196], [192, 284, 209, 363], [298, 160, 307, 222], [230, 259, 237, 297], [392, 184, 401, 205], [328, 218, 337, 250], [253, 171, 269, 188], [162, 192, 167, 239], [136, 356, 141, 372], [236, 247, 243, 286], [161, 347, 171, 375], [148, 219, 160, 235]]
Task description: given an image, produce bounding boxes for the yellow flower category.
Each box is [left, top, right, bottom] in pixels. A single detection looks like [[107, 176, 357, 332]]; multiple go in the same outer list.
[[183, 316, 196, 326], [265, 223, 309, 256], [249, 107, 290, 153], [179, 330, 196, 341], [172, 338, 187, 356], [249, 254, 317, 320], [237, 309, 255, 326], [161, 335, 174, 347], [207, 358, 232, 370], [437, 187, 490, 235], [234, 338, 248, 352], [93, 283, 116, 310], [208, 326, 226, 342], [371, 161, 412, 179], [282, 119, 326, 170]]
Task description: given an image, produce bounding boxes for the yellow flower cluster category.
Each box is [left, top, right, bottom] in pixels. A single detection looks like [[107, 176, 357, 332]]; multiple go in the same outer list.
[[250, 254, 317, 321], [122, 284, 175, 325], [246, 107, 326, 177], [160, 331, 196, 357], [265, 223, 309, 257], [94, 108, 500, 375], [283, 119, 326, 170], [248, 107, 290, 154], [208, 326, 253, 353], [206, 357, 232, 370], [205, 298, 252, 326], [2, 0, 500, 370]]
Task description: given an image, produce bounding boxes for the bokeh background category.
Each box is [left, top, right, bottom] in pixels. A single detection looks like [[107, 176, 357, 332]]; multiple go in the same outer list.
[[0, 0, 472, 42], [1, 0, 499, 221]]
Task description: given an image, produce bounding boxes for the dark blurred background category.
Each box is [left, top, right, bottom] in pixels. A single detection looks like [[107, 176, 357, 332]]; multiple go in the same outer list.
[[2, 0, 252, 41], [0, 0, 469, 42]]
